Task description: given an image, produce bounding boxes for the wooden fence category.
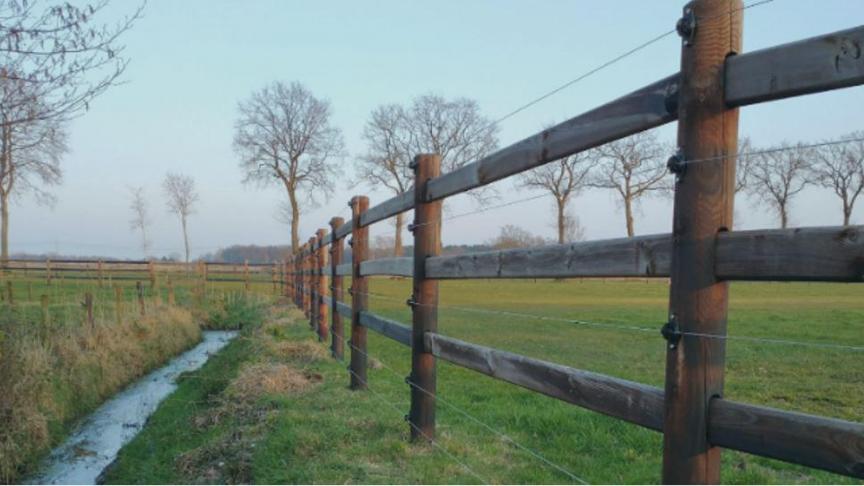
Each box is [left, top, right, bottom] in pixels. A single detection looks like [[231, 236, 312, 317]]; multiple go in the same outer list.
[[284, 1, 864, 482]]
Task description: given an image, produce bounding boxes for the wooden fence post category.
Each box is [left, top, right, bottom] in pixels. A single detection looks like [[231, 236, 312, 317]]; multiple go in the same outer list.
[[167, 279, 175, 305], [41, 294, 49, 325], [97, 259, 104, 288], [316, 228, 329, 342], [46, 258, 52, 286], [329, 217, 345, 360], [6, 280, 13, 306], [136, 281, 145, 316], [84, 292, 94, 328], [244, 259, 250, 292], [308, 237, 317, 330], [148, 260, 156, 291], [349, 196, 369, 390], [409, 154, 442, 441], [114, 286, 123, 321], [662, 1, 742, 483]]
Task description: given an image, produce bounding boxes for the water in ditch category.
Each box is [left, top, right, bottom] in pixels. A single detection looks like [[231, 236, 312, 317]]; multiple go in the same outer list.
[[28, 330, 238, 485]]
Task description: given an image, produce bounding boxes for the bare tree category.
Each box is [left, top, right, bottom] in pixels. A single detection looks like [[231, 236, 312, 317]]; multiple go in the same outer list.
[[562, 212, 586, 243], [520, 152, 591, 244], [0, 0, 142, 125], [234, 81, 344, 250], [162, 173, 198, 264], [735, 136, 754, 195], [128, 185, 150, 257], [356, 95, 498, 255], [749, 142, 813, 229], [0, 100, 66, 261], [810, 134, 864, 226], [587, 132, 669, 237], [487, 224, 546, 250]]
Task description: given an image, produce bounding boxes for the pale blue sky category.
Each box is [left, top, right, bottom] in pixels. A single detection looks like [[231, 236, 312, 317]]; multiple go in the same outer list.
[[10, 0, 864, 258]]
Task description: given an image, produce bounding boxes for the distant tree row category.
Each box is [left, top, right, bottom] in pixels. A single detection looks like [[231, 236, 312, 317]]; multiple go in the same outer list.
[[233, 80, 863, 255]]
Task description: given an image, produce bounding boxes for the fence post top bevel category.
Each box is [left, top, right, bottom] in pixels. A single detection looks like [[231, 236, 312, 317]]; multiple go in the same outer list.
[[316, 228, 326, 239], [329, 216, 344, 228]]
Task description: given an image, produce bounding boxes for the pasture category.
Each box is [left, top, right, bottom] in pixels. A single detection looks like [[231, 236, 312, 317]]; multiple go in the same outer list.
[[102, 278, 863, 484]]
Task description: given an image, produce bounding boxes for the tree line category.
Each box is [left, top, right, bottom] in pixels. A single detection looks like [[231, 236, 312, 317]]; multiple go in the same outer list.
[[234, 80, 864, 255]]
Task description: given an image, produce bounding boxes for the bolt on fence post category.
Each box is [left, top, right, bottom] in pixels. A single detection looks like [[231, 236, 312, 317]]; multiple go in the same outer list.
[[662, 0, 741, 483], [329, 217, 345, 360], [408, 154, 442, 441], [349, 196, 369, 390], [316, 228, 329, 342]]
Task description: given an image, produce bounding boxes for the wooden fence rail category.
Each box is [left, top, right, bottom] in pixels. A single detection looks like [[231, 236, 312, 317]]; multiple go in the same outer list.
[[283, 2, 864, 481]]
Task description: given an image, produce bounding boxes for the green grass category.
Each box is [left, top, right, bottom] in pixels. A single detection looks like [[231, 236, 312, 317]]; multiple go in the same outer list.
[[101, 279, 863, 484]]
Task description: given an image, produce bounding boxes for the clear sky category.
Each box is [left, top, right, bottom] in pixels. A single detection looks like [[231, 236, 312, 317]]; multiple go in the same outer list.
[[9, 0, 864, 259]]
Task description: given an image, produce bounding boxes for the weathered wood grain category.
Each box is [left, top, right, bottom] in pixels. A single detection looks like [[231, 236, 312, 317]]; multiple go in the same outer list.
[[727, 26, 864, 107], [360, 191, 414, 228], [425, 332, 664, 431], [358, 311, 411, 347], [360, 257, 414, 277], [333, 218, 353, 240], [716, 226, 864, 282], [709, 399, 864, 479], [426, 234, 671, 279]]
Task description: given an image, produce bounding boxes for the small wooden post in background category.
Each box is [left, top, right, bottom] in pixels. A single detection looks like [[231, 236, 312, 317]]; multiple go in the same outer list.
[[662, 0, 741, 483], [136, 281, 145, 316], [409, 154, 442, 441], [316, 228, 329, 342], [349, 196, 369, 390], [46, 258, 52, 286], [167, 279, 175, 305], [84, 292, 94, 327], [114, 286, 124, 321], [329, 217, 345, 360], [148, 260, 156, 291], [244, 259, 250, 292], [6, 280, 13, 305], [97, 259, 104, 288], [41, 294, 49, 325]]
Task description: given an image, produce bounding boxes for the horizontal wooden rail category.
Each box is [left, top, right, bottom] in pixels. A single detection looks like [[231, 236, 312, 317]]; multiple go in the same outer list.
[[709, 399, 864, 478], [425, 332, 665, 431], [333, 219, 352, 241], [427, 234, 671, 279], [360, 191, 414, 228], [335, 263, 352, 277], [715, 226, 864, 282], [359, 257, 414, 277], [323, 294, 352, 317], [358, 311, 412, 346], [726, 25, 864, 107], [324, 226, 863, 282]]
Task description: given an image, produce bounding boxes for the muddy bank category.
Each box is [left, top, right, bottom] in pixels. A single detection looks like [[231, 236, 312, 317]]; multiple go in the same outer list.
[[28, 331, 237, 485]]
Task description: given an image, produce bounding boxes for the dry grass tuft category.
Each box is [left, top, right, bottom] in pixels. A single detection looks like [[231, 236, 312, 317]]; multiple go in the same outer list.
[[0, 304, 200, 482], [263, 339, 328, 363], [226, 363, 321, 401], [175, 429, 256, 485]]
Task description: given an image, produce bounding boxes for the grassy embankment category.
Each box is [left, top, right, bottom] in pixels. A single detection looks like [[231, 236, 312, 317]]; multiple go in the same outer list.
[[0, 274, 276, 482], [103, 279, 863, 484]]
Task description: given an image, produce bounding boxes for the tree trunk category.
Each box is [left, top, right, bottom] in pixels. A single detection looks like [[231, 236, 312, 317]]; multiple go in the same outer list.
[[181, 215, 190, 263], [624, 197, 635, 237], [394, 211, 404, 256], [843, 198, 851, 226], [288, 190, 300, 251], [556, 199, 566, 244], [0, 193, 8, 264], [780, 206, 788, 229]]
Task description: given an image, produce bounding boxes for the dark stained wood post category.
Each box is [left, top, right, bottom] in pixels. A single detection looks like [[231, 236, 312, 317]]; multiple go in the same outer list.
[[316, 228, 329, 342], [308, 236, 317, 330], [662, 0, 742, 483], [329, 217, 345, 360], [349, 196, 369, 390], [46, 258, 52, 286], [409, 153, 442, 441]]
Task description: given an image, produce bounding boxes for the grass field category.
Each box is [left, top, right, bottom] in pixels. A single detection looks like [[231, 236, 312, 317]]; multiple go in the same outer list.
[[0, 271, 280, 482], [102, 278, 864, 484]]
